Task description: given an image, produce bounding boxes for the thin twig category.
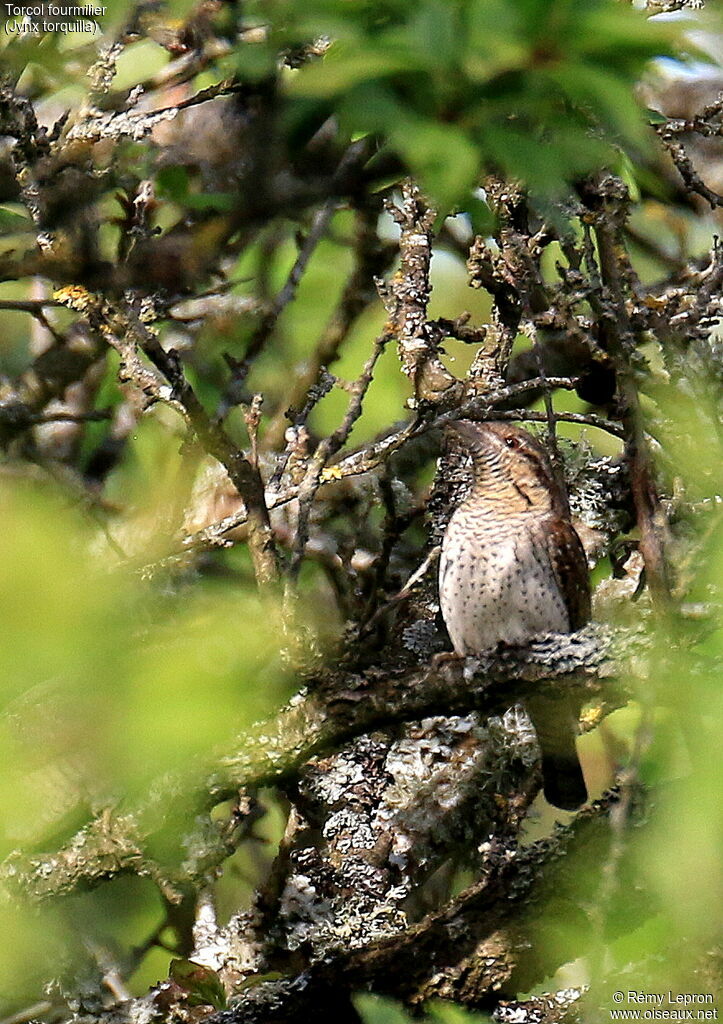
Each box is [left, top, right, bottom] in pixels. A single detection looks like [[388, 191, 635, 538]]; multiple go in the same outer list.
[[288, 330, 391, 580], [583, 176, 672, 607], [0, 1002, 54, 1024], [226, 200, 339, 394], [359, 546, 440, 638], [0, 298, 64, 311], [66, 78, 242, 144], [54, 287, 279, 586], [264, 202, 393, 449], [30, 409, 111, 425], [657, 131, 723, 210], [134, 374, 621, 573]]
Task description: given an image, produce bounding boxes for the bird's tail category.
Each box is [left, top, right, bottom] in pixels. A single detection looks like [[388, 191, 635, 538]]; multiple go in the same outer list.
[[526, 695, 587, 811]]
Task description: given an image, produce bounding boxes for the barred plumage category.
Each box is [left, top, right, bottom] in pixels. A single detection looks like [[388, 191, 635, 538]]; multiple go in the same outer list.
[[439, 420, 590, 810]]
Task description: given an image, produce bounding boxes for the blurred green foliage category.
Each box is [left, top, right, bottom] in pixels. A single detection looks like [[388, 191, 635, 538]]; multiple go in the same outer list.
[[0, 476, 295, 1005], [0, 0, 721, 1019], [356, 994, 493, 1023], [236, 0, 681, 211]]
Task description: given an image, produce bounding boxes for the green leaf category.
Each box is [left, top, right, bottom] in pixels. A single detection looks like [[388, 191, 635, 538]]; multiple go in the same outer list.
[[402, 1, 463, 70], [616, 150, 642, 204], [282, 0, 688, 208], [183, 192, 236, 213], [646, 107, 669, 126], [355, 993, 416, 1024], [169, 959, 227, 1010], [465, 195, 495, 236], [464, 0, 530, 80], [548, 61, 652, 152], [289, 40, 418, 98], [154, 167, 234, 213], [397, 121, 480, 215], [336, 81, 479, 210], [236, 970, 286, 992], [0, 206, 32, 233], [477, 123, 595, 198], [576, 5, 680, 69], [236, 39, 278, 82], [427, 1000, 494, 1023], [155, 165, 191, 204]]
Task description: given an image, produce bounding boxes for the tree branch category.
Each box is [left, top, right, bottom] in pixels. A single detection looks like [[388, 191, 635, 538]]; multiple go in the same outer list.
[[264, 201, 394, 449], [582, 176, 672, 608], [199, 794, 629, 1023], [657, 130, 723, 210], [2, 624, 639, 904], [53, 287, 279, 585], [386, 181, 460, 405]]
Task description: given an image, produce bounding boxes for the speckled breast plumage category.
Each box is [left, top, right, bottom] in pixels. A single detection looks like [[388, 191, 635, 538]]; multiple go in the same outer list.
[[436, 419, 591, 810], [439, 504, 570, 654]]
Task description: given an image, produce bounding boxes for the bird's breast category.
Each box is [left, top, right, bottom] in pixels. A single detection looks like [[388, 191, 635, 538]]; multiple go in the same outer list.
[[439, 505, 569, 655]]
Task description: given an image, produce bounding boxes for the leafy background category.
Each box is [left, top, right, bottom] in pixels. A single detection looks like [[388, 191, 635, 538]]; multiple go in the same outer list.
[[0, 0, 721, 1020]]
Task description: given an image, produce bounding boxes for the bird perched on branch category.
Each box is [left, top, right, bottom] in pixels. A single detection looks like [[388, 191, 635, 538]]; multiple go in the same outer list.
[[439, 420, 591, 810]]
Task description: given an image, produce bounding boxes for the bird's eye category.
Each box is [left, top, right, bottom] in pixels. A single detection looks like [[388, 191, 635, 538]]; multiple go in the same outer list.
[[505, 436, 520, 449]]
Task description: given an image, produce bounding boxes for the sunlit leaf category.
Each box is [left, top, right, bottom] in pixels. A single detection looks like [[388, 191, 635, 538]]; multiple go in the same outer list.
[[169, 959, 227, 1009]]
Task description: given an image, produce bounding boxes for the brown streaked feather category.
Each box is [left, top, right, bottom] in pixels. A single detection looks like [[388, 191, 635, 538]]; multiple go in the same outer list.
[[544, 517, 591, 630], [440, 420, 592, 810]]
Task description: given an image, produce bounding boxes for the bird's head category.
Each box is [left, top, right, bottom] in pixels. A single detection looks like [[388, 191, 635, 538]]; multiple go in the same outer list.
[[446, 420, 562, 512]]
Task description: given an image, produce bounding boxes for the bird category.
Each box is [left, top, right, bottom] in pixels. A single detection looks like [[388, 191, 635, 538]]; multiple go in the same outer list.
[[438, 419, 591, 810]]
